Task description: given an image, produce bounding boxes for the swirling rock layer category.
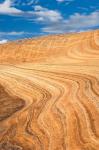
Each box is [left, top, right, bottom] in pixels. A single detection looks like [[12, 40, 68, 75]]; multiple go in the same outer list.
[[0, 30, 99, 150]]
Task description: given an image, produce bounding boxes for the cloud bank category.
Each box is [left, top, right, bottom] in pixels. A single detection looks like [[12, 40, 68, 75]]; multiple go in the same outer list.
[[0, 0, 23, 15], [0, 1, 99, 37], [0, 39, 8, 44]]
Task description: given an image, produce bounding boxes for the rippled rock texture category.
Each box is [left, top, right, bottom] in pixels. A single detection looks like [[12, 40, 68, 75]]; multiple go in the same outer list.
[[0, 30, 99, 150]]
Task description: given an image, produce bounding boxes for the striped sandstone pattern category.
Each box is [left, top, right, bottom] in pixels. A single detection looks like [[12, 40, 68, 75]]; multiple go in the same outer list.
[[0, 30, 99, 150]]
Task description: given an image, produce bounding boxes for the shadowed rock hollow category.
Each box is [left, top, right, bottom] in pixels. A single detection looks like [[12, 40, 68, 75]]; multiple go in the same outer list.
[[0, 30, 99, 150]]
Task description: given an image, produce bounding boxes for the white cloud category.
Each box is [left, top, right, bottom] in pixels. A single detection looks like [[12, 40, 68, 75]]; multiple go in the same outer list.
[[0, 0, 23, 15], [64, 11, 99, 31], [34, 5, 63, 23], [42, 11, 99, 33], [0, 31, 25, 36], [0, 39, 8, 44], [56, 0, 74, 4], [7, 31, 25, 35]]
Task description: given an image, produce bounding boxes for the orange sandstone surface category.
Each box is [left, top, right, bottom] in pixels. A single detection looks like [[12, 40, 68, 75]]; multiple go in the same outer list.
[[0, 30, 99, 150]]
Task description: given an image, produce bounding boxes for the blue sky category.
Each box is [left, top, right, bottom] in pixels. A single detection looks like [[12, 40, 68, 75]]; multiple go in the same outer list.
[[0, 0, 99, 43]]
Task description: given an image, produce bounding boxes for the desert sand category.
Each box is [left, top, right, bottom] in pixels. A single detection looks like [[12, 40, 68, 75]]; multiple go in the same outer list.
[[0, 30, 99, 150]]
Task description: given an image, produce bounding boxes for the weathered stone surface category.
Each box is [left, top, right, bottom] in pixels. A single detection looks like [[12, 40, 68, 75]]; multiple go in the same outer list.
[[0, 30, 99, 150]]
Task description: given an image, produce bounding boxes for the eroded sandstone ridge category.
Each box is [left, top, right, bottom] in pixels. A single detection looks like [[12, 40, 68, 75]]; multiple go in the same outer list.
[[0, 30, 99, 150]]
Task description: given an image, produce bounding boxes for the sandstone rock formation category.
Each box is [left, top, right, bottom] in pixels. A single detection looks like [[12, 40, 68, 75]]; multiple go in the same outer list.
[[0, 30, 99, 150]]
